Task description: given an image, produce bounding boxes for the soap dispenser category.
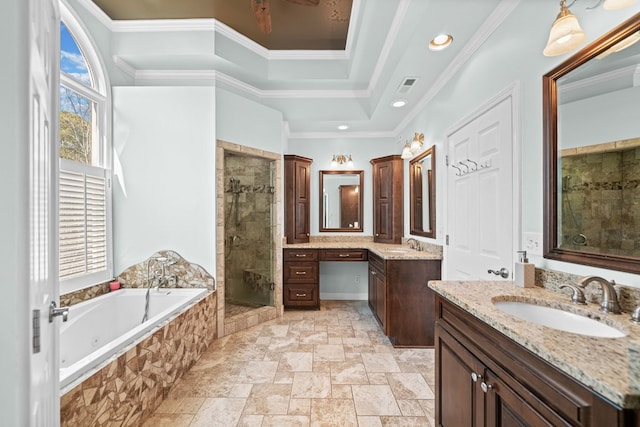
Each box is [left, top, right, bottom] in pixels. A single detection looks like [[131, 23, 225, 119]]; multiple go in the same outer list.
[[514, 250, 535, 288]]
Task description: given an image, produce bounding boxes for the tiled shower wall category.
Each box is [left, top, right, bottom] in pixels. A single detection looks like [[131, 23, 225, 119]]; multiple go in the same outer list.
[[560, 139, 640, 257], [223, 153, 275, 306]]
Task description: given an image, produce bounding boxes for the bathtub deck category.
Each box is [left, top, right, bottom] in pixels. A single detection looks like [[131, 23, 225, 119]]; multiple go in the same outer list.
[[144, 300, 436, 426]]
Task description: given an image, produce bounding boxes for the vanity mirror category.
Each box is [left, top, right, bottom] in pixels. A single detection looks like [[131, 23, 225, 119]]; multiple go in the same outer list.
[[319, 170, 364, 232], [409, 146, 436, 238], [543, 12, 640, 273]]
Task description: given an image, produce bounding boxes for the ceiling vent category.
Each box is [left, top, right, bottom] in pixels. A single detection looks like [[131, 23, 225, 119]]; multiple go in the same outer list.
[[397, 77, 418, 94]]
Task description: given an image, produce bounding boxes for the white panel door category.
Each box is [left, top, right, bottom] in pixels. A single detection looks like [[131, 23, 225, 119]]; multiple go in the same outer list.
[[446, 96, 513, 280], [29, 0, 60, 424]]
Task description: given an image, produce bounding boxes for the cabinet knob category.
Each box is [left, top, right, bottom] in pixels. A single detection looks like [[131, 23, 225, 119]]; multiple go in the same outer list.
[[371, 271, 376, 276], [375, 233, 380, 237], [306, 233, 310, 237], [481, 382, 494, 393], [471, 372, 483, 383]]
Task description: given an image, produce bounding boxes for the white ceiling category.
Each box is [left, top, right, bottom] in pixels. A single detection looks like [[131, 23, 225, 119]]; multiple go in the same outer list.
[[85, 0, 514, 138]]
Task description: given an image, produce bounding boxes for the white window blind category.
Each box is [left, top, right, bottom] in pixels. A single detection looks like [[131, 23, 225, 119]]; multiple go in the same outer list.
[[59, 161, 107, 280]]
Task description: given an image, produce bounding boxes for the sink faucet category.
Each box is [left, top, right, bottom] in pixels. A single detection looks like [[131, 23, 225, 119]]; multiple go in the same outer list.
[[577, 276, 622, 314], [406, 238, 418, 250]]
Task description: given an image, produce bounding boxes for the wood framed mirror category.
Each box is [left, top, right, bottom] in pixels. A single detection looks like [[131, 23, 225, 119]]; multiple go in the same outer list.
[[543, 12, 640, 274], [409, 146, 436, 238], [319, 170, 364, 232]]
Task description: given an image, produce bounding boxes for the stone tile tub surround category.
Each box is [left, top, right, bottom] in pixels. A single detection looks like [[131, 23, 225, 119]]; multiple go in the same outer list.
[[60, 250, 218, 426], [60, 250, 216, 307], [429, 280, 640, 409], [117, 250, 216, 291], [60, 288, 217, 427]]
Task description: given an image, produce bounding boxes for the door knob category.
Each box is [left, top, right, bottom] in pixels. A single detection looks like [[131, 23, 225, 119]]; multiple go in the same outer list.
[[488, 267, 509, 279]]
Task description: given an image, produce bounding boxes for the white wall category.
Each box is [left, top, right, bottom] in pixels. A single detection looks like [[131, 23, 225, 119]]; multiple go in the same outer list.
[[112, 86, 217, 274], [216, 88, 285, 153]]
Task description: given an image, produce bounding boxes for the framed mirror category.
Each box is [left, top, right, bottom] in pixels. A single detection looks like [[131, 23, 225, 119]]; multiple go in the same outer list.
[[543, 13, 640, 274], [319, 170, 364, 232], [409, 146, 436, 238]]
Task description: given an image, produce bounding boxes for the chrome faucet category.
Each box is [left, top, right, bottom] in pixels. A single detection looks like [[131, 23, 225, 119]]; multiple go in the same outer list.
[[406, 238, 418, 250], [577, 276, 622, 314]]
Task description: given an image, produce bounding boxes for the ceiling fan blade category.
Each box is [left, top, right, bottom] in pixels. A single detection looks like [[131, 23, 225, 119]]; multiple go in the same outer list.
[[285, 0, 320, 5], [251, 0, 272, 34]]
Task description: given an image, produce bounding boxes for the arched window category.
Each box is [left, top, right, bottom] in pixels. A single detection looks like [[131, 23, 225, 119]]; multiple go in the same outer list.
[[59, 5, 112, 292]]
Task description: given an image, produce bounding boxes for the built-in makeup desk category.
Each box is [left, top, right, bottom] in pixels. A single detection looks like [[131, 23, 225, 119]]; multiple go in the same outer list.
[[283, 240, 442, 347]]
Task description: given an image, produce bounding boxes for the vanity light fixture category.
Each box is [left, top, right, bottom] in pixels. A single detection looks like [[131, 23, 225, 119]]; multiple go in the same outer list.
[[429, 34, 453, 51], [543, 0, 637, 56], [603, 0, 638, 9], [410, 132, 425, 154], [543, 0, 586, 57], [331, 154, 354, 167], [401, 141, 413, 159]]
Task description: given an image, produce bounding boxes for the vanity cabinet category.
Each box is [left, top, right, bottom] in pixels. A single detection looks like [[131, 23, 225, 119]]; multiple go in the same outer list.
[[283, 249, 319, 309], [284, 155, 313, 244], [369, 253, 441, 347], [370, 155, 403, 244], [435, 295, 636, 426]]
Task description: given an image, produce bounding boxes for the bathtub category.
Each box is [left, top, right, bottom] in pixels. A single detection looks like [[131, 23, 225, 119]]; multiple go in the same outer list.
[[60, 287, 208, 389]]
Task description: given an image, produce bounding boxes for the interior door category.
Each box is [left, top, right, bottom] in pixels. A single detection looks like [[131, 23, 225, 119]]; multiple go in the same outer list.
[[446, 96, 514, 280], [29, 0, 60, 423]]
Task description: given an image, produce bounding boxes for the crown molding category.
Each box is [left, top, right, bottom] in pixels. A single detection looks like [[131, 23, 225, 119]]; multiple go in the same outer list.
[[288, 129, 397, 139], [392, 0, 521, 135], [558, 63, 639, 95]]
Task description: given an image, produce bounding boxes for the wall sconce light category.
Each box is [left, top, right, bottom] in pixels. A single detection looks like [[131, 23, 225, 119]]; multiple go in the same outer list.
[[401, 141, 413, 159], [331, 154, 354, 167], [543, 0, 637, 57], [410, 132, 424, 154]]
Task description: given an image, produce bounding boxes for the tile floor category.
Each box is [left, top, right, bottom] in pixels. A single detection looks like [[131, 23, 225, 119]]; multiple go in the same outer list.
[[144, 300, 436, 427]]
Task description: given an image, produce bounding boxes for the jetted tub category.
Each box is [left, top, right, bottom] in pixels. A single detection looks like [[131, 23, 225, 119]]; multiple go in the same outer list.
[[60, 287, 208, 389]]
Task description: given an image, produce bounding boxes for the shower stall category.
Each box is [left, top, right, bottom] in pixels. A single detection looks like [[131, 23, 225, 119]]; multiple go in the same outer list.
[[223, 151, 276, 316]]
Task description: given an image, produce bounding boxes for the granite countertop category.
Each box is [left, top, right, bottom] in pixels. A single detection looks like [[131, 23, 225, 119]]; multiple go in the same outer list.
[[283, 241, 442, 260], [428, 280, 640, 409]]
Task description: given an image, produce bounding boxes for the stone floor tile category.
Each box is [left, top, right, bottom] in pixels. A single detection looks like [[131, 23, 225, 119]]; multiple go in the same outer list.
[[352, 385, 401, 416], [140, 413, 193, 427], [291, 372, 332, 399], [280, 351, 313, 372], [154, 397, 182, 414], [331, 384, 353, 399], [357, 416, 383, 427], [387, 373, 434, 400], [380, 416, 431, 426], [175, 397, 205, 414], [262, 415, 310, 426], [228, 383, 253, 398], [314, 344, 346, 362], [310, 398, 358, 427], [189, 397, 246, 427], [237, 360, 279, 384], [288, 398, 311, 415], [330, 361, 369, 384], [396, 399, 426, 417], [237, 414, 264, 426], [243, 383, 292, 415]]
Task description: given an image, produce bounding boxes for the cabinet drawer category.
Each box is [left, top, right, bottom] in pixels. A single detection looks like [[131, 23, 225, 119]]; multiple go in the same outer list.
[[283, 262, 318, 283], [283, 249, 318, 262], [319, 249, 368, 262], [284, 284, 319, 307], [368, 252, 385, 274]]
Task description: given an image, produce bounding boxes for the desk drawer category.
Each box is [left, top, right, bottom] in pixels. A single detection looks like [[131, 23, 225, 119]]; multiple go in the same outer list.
[[319, 249, 368, 262], [283, 262, 318, 284], [284, 284, 319, 308], [284, 249, 318, 262]]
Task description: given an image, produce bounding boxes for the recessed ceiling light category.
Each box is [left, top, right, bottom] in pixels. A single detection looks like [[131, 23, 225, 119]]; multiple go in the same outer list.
[[338, 125, 349, 130], [429, 34, 453, 51], [391, 99, 407, 108]]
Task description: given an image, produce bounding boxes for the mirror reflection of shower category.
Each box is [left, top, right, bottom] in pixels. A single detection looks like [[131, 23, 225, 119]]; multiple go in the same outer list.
[[562, 175, 588, 246]]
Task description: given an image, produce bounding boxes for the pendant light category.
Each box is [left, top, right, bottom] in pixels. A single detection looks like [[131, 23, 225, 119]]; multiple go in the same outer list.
[[543, 0, 587, 57]]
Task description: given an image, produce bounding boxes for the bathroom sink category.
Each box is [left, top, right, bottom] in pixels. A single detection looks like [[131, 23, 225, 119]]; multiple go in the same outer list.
[[493, 300, 627, 338]]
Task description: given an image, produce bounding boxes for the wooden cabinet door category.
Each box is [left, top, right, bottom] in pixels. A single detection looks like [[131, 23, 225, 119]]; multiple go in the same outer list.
[[371, 155, 403, 244], [284, 155, 312, 243], [374, 271, 386, 328], [436, 325, 484, 427]]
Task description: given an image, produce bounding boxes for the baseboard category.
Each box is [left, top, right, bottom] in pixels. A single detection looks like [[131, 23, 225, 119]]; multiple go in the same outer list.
[[319, 292, 367, 301]]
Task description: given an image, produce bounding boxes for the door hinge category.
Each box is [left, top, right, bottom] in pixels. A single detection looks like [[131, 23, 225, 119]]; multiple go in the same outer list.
[[445, 234, 449, 246], [32, 309, 40, 354], [445, 155, 449, 166]]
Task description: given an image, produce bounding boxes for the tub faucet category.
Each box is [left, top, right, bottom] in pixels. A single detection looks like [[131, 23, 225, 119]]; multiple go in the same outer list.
[[577, 275, 622, 314]]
